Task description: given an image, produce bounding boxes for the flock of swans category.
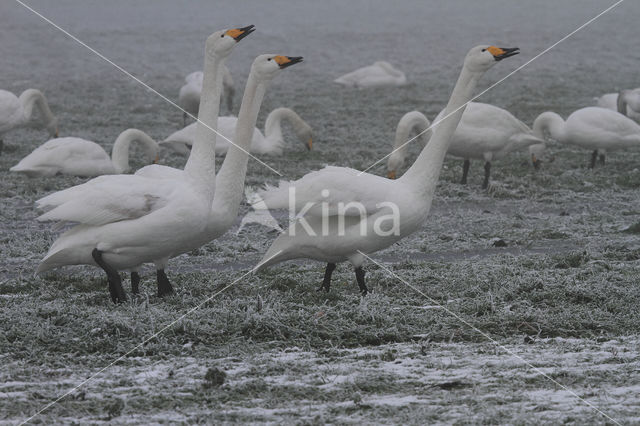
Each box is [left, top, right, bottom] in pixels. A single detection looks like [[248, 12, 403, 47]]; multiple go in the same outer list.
[[2, 25, 640, 303]]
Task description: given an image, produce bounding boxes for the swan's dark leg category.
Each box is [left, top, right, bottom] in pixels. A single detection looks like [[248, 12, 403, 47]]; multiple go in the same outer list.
[[461, 159, 470, 184], [532, 154, 542, 170], [318, 263, 336, 292], [590, 150, 598, 168], [226, 87, 235, 113], [131, 272, 140, 295], [0, 139, 3, 155], [482, 161, 491, 189], [157, 269, 174, 297], [354, 267, 368, 295], [599, 153, 606, 166], [182, 112, 187, 128], [91, 249, 126, 304]]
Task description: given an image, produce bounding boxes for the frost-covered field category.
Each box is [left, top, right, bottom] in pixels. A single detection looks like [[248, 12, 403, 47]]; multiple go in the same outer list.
[[2, 0, 640, 424]]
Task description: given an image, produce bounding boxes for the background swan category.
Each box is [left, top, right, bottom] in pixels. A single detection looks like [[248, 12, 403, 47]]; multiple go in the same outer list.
[[596, 89, 640, 121], [533, 106, 640, 167], [387, 103, 544, 188], [161, 107, 312, 156], [10, 129, 158, 177], [0, 89, 58, 153], [254, 45, 519, 294], [334, 61, 407, 88], [178, 65, 235, 126], [35, 26, 254, 303]]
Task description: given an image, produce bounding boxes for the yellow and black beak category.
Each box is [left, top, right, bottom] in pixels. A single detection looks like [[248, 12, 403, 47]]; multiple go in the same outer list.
[[307, 137, 313, 150], [154, 154, 160, 164], [387, 170, 397, 179], [226, 25, 255, 42], [487, 46, 519, 61], [54, 129, 59, 138], [274, 56, 304, 69]]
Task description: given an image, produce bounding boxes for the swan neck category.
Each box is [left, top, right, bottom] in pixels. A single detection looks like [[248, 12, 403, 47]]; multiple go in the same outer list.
[[183, 49, 226, 199], [617, 90, 628, 115], [399, 66, 479, 195], [111, 129, 157, 174], [533, 112, 565, 141], [212, 71, 266, 217], [19, 89, 55, 128], [393, 111, 432, 156]]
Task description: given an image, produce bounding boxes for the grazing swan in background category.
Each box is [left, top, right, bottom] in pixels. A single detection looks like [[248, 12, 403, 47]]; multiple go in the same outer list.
[[386, 103, 544, 188], [334, 61, 407, 88], [179, 65, 235, 126], [10, 129, 158, 177], [596, 89, 640, 122], [254, 45, 520, 294], [533, 107, 640, 168], [0, 89, 58, 153], [161, 107, 313, 156], [35, 26, 254, 303], [386, 111, 432, 179]]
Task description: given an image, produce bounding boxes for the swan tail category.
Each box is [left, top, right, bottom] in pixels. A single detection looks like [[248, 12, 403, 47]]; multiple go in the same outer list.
[[36, 246, 91, 275], [253, 236, 292, 273]]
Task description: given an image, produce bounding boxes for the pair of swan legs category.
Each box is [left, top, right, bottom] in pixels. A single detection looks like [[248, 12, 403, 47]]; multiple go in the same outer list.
[[91, 249, 174, 304], [590, 150, 606, 168], [461, 159, 492, 189], [318, 262, 368, 295]]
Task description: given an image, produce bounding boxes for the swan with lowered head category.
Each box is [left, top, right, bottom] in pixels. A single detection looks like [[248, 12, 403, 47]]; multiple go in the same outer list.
[[179, 65, 235, 126], [596, 89, 640, 122], [0, 89, 58, 152], [334, 61, 407, 88], [35, 26, 254, 303], [161, 107, 313, 156], [254, 45, 519, 294], [533, 107, 640, 167], [10, 129, 159, 177], [387, 103, 543, 188]]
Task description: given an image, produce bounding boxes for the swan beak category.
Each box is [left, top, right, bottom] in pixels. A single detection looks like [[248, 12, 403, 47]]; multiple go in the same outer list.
[[274, 56, 304, 69], [307, 137, 313, 150], [488, 46, 520, 61], [531, 154, 541, 170], [387, 170, 397, 179], [54, 129, 59, 138], [154, 154, 160, 164], [226, 25, 255, 42]]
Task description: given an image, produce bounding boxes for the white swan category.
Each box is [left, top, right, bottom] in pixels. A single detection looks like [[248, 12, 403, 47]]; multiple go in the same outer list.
[[387, 103, 543, 187], [160, 107, 313, 156], [35, 26, 254, 303], [254, 45, 519, 293], [10, 129, 158, 177], [178, 65, 235, 125], [0, 89, 58, 152], [533, 107, 640, 167], [596, 89, 640, 121], [334, 61, 407, 88]]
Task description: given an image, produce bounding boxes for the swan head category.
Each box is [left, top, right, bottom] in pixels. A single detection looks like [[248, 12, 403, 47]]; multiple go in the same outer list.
[[251, 54, 304, 81], [292, 121, 313, 151], [206, 25, 255, 58], [464, 45, 519, 73], [387, 152, 405, 179], [46, 117, 58, 138]]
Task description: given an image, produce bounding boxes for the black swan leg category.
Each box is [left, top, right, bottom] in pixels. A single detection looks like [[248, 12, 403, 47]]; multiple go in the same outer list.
[[599, 153, 606, 166], [590, 150, 598, 168], [461, 159, 470, 184], [482, 161, 491, 189], [91, 249, 126, 304], [157, 269, 174, 297], [354, 267, 368, 295], [318, 263, 336, 293], [131, 271, 140, 295]]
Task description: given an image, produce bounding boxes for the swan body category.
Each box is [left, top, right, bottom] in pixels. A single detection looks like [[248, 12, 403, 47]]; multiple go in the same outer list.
[[161, 107, 312, 155], [533, 107, 640, 167], [35, 27, 255, 303], [0, 89, 58, 147], [178, 65, 235, 125], [387, 103, 544, 187], [596, 89, 640, 121], [10, 129, 158, 177], [255, 45, 520, 293], [334, 61, 407, 88]]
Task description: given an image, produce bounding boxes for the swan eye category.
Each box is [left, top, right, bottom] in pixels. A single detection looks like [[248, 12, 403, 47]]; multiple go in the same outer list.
[[482, 48, 486, 52], [220, 34, 224, 38], [268, 58, 272, 61]]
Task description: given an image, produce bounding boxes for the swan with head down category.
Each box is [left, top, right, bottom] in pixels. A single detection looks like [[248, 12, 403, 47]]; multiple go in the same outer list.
[[0, 89, 58, 153]]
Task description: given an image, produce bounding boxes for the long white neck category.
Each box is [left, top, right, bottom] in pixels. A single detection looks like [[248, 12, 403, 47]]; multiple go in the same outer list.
[[211, 71, 266, 217], [111, 128, 158, 174], [254, 107, 303, 154], [389, 111, 432, 166], [532, 111, 565, 142], [183, 47, 227, 200], [19, 89, 56, 128], [617, 90, 629, 116], [399, 66, 480, 197]]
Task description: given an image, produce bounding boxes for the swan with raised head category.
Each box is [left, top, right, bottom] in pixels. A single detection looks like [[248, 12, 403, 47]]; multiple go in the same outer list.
[[10, 129, 159, 177], [596, 89, 640, 121], [254, 45, 519, 294], [0, 89, 58, 153], [161, 107, 312, 156], [35, 26, 254, 303], [179, 65, 235, 126], [532, 107, 640, 167], [387, 103, 543, 188], [334, 61, 407, 88]]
